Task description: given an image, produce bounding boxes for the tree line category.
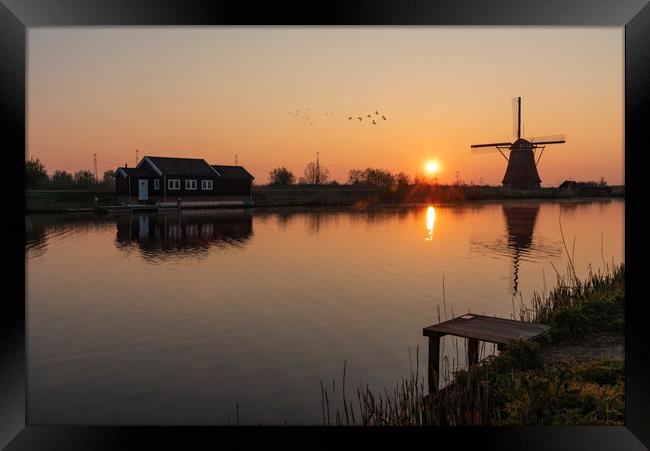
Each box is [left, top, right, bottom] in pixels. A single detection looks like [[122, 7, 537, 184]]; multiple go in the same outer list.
[[267, 162, 434, 187], [26, 157, 115, 190], [268, 162, 335, 186], [26, 157, 454, 190]]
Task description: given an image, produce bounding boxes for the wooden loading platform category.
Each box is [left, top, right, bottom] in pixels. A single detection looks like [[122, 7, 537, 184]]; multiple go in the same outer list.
[[95, 200, 253, 213], [423, 314, 550, 393]]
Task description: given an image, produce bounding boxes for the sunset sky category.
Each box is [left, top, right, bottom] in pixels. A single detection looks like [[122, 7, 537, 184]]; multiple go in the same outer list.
[[27, 27, 624, 186]]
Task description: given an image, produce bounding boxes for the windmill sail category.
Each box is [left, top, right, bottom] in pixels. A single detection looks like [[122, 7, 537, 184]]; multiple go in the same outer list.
[[530, 134, 565, 145], [512, 97, 521, 139], [512, 97, 519, 139], [470, 141, 512, 148]]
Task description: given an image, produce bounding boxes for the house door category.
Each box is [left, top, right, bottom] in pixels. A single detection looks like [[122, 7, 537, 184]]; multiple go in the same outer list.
[[138, 179, 148, 201]]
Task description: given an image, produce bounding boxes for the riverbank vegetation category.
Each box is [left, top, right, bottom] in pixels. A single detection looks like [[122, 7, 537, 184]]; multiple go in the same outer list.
[[26, 156, 622, 212], [320, 263, 625, 426]]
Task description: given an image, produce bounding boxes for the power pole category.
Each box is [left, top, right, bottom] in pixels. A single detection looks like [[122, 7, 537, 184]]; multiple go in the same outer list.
[[455, 171, 460, 186], [135, 149, 139, 166], [480, 176, 483, 185], [316, 151, 320, 185], [93, 153, 98, 183], [235, 154, 238, 165]]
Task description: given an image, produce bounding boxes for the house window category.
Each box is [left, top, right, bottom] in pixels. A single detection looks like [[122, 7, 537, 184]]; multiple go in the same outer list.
[[168, 179, 180, 190], [201, 180, 213, 190], [154, 179, 160, 190], [186, 179, 197, 190]]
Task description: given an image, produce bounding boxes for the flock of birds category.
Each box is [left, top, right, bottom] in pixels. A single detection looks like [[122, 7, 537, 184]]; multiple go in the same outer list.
[[287, 108, 317, 125], [287, 108, 389, 126], [348, 110, 388, 125]]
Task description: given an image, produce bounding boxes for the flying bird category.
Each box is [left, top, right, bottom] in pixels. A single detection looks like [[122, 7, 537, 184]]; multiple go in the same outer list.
[[372, 120, 377, 125], [366, 114, 372, 118], [358, 117, 363, 121], [381, 115, 387, 120], [348, 117, 353, 121], [375, 110, 379, 115]]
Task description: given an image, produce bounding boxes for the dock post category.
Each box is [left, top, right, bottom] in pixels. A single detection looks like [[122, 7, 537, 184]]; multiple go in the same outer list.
[[467, 338, 479, 367], [427, 333, 441, 394]]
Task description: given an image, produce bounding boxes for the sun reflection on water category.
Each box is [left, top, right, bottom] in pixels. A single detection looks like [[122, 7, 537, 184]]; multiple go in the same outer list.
[[425, 206, 435, 241]]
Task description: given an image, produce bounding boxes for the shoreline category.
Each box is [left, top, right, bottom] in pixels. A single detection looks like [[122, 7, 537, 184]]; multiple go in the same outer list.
[[26, 186, 624, 214]]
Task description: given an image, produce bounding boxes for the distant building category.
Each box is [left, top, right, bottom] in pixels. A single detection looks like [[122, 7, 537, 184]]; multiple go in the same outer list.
[[115, 156, 254, 205], [557, 180, 611, 196]]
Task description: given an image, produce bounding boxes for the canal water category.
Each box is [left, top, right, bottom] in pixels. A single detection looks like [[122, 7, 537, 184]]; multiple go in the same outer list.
[[26, 199, 624, 424]]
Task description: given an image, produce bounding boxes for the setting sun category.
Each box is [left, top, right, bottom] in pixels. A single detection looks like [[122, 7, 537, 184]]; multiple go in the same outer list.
[[426, 161, 439, 174]]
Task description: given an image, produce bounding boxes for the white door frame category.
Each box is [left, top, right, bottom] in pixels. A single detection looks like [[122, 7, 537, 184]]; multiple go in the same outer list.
[[138, 179, 149, 201]]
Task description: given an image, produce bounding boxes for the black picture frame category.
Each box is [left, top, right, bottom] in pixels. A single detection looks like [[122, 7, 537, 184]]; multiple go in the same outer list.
[[2, 1, 648, 449]]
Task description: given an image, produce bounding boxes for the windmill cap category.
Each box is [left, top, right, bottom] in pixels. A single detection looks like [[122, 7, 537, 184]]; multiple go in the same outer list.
[[511, 138, 533, 149]]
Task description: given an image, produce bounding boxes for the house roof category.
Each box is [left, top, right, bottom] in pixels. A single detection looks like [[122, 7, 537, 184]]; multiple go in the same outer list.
[[140, 156, 217, 176], [116, 167, 151, 177], [211, 165, 255, 179], [558, 180, 576, 188], [558, 180, 599, 188]]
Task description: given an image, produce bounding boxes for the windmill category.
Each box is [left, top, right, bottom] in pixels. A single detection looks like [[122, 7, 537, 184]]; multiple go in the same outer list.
[[471, 97, 565, 189]]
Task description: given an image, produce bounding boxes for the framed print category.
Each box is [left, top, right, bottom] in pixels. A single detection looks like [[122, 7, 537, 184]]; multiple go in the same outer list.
[[2, 0, 649, 449]]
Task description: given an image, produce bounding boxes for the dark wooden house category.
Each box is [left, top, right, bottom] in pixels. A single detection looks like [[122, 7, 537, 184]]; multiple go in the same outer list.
[[115, 156, 254, 206], [211, 165, 254, 199], [558, 180, 612, 196]]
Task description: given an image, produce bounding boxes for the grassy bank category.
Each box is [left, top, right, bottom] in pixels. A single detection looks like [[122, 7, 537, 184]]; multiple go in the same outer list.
[[320, 263, 625, 426], [27, 185, 623, 212], [26, 189, 116, 213], [254, 184, 623, 207]]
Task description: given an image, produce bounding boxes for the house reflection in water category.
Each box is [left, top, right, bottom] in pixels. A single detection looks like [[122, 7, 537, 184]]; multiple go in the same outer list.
[[115, 209, 253, 259]]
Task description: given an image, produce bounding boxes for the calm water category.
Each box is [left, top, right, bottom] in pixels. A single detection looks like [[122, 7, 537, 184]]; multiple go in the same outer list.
[[26, 199, 624, 425]]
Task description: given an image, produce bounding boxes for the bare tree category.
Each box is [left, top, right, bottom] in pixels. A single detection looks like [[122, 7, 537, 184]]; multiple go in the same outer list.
[[302, 161, 330, 185], [51, 170, 74, 188], [26, 157, 48, 187], [268, 167, 296, 185], [347, 169, 365, 185], [102, 169, 116, 191], [396, 172, 411, 187]]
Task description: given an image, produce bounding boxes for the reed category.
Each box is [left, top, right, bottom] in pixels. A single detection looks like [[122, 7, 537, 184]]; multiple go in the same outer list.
[[517, 261, 624, 327]]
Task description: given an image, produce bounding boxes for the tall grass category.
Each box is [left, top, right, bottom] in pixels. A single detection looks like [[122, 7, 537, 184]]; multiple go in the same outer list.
[[319, 346, 494, 426], [517, 260, 624, 325]]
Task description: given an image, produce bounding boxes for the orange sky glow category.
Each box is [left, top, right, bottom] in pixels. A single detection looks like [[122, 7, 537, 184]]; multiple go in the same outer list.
[[27, 27, 624, 186]]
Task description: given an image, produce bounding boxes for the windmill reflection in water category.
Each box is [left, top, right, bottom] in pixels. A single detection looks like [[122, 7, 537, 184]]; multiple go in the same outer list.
[[470, 202, 563, 298]]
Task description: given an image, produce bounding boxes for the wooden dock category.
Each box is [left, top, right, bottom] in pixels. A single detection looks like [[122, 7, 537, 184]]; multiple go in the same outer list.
[[96, 200, 253, 213], [157, 200, 249, 209], [95, 204, 159, 213], [96, 200, 254, 213], [423, 314, 550, 393]]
